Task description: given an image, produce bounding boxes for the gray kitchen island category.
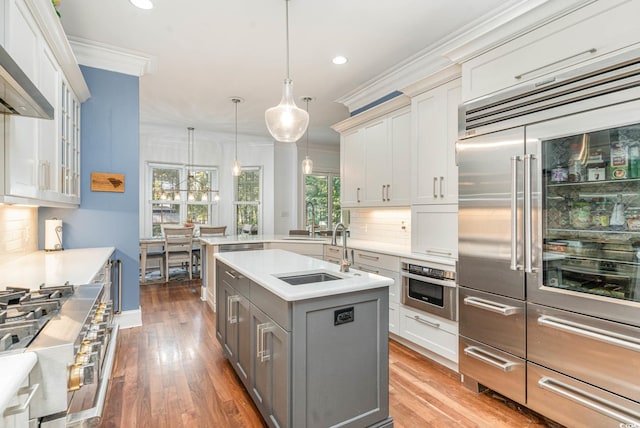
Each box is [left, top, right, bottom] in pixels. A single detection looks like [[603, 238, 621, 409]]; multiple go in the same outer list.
[[215, 249, 394, 428]]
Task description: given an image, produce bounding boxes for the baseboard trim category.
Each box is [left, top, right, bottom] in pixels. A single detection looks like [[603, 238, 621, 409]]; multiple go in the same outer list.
[[114, 307, 142, 329]]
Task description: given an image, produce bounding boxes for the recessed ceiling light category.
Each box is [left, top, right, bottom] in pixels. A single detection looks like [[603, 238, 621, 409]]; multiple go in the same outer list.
[[332, 56, 348, 65], [130, 0, 153, 10]]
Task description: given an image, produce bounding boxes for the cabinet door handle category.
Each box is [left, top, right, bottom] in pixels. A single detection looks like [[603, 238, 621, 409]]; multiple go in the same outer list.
[[538, 316, 640, 352], [387, 184, 391, 201], [256, 322, 272, 362], [439, 176, 444, 198], [463, 297, 521, 316], [514, 48, 597, 80], [357, 253, 379, 261], [463, 346, 518, 372], [357, 187, 361, 203], [356, 266, 379, 274], [425, 249, 453, 257], [410, 315, 440, 329], [227, 295, 239, 324], [382, 185, 386, 202], [433, 177, 438, 198], [3, 384, 39, 416], [537, 376, 640, 425]]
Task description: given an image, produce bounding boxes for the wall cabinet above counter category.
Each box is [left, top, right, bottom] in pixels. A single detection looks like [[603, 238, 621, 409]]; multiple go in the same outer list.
[[1, 0, 88, 207], [333, 96, 411, 208]]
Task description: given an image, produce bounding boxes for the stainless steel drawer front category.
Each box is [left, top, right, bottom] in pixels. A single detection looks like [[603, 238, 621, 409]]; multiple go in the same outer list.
[[527, 363, 640, 428], [527, 303, 640, 402], [459, 287, 525, 358], [459, 336, 525, 405]]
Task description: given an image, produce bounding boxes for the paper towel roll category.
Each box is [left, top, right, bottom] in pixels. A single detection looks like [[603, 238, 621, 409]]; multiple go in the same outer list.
[[45, 219, 63, 251]]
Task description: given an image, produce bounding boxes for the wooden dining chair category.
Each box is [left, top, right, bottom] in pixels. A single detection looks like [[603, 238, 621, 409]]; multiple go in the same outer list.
[[192, 226, 227, 273], [199, 225, 227, 236], [163, 226, 195, 282]]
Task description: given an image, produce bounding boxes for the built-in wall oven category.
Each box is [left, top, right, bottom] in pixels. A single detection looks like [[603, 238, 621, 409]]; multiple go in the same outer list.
[[401, 262, 456, 321]]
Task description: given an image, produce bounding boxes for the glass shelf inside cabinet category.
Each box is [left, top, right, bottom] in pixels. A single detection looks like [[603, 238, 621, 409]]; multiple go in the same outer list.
[[542, 122, 640, 304]]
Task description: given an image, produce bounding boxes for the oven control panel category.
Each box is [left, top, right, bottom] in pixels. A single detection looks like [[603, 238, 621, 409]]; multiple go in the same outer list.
[[402, 262, 455, 281]]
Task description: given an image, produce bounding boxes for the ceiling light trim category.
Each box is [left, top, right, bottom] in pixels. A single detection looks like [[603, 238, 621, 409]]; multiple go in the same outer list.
[[68, 37, 156, 77]]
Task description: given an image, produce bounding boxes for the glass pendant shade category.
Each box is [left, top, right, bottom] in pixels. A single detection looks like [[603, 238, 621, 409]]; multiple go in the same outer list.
[[265, 80, 309, 143], [302, 156, 313, 175], [232, 159, 242, 176]]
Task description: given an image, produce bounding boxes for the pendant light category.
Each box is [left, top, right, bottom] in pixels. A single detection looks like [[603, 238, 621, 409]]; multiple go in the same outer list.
[[264, 0, 309, 143], [301, 97, 313, 175], [231, 97, 243, 176]]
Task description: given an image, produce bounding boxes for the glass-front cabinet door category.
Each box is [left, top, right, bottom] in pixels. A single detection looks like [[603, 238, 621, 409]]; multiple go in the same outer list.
[[541, 122, 640, 306]]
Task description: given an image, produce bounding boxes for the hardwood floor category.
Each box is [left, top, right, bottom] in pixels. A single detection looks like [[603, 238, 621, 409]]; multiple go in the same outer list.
[[99, 280, 558, 428]]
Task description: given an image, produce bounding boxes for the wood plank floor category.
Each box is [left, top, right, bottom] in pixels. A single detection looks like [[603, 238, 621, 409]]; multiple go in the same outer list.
[[99, 280, 559, 428]]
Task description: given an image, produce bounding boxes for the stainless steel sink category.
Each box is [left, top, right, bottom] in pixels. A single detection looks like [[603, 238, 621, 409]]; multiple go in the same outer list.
[[277, 271, 342, 285]]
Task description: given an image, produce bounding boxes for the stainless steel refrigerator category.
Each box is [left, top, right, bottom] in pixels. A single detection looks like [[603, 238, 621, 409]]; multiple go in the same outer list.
[[457, 47, 640, 427]]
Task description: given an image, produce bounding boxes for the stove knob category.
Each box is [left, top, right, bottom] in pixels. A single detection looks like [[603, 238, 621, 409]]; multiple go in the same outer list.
[[68, 361, 96, 391]]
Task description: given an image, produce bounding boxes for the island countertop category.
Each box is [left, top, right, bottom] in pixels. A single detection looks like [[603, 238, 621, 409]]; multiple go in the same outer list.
[[215, 249, 393, 301]]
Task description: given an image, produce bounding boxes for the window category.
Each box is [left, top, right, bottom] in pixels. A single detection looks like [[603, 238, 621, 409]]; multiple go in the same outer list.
[[234, 167, 262, 234], [304, 173, 341, 232], [149, 163, 219, 236]]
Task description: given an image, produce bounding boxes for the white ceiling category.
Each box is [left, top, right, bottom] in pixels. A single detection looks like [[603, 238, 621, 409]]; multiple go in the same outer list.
[[57, 0, 509, 146]]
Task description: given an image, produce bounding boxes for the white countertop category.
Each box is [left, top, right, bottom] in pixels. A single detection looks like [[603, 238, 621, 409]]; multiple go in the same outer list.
[[201, 234, 455, 266], [215, 249, 393, 301], [0, 351, 37, 414], [0, 247, 115, 290]]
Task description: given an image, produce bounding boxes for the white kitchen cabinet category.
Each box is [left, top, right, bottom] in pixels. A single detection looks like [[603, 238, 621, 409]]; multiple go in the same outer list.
[[340, 129, 365, 205], [0, 0, 85, 207], [399, 305, 458, 363], [461, 0, 640, 102], [411, 204, 458, 259], [411, 78, 461, 205], [335, 97, 411, 208]]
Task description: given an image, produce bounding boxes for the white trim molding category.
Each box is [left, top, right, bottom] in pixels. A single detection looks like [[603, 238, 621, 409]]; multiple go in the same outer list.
[[332, 95, 410, 133], [114, 307, 143, 329], [334, 0, 594, 114], [68, 36, 156, 77]]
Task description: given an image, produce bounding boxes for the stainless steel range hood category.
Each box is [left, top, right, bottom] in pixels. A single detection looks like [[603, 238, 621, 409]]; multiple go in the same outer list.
[[0, 44, 54, 119]]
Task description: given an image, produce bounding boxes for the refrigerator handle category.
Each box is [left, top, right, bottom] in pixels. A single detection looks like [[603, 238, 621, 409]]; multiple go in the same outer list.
[[524, 154, 534, 273], [510, 156, 520, 271]]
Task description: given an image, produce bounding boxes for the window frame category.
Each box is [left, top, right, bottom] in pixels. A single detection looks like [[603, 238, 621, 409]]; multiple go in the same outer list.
[[233, 166, 263, 235], [147, 162, 219, 236], [303, 170, 341, 233]]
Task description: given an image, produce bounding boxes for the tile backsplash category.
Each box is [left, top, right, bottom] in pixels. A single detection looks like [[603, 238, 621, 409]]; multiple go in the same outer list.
[[347, 208, 411, 246], [0, 206, 38, 265]]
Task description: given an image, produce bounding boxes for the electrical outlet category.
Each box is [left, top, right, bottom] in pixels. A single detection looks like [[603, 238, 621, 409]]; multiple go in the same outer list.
[[401, 221, 406, 231]]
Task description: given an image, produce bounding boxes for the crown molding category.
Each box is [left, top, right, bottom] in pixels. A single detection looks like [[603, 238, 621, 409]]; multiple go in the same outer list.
[[401, 64, 461, 97], [23, 0, 90, 101], [68, 37, 156, 77], [334, 0, 594, 114], [331, 95, 410, 133]]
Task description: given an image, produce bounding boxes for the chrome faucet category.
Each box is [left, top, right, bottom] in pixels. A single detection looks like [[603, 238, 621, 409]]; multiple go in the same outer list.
[[305, 201, 316, 237], [331, 222, 351, 272]]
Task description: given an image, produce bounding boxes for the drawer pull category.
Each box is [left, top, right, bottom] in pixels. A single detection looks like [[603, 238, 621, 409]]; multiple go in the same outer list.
[[328, 247, 340, 253], [538, 376, 640, 425], [463, 346, 518, 372], [357, 253, 379, 261], [410, 315, 440, 329], [357, 266, 379, 274], [463, 297, 521, 316], [538, 316, 640, 353], [425, 249, 453, 257], [4, 384, 39, 416], [514, 48, 597, 80], [225, 270, 238, 280]]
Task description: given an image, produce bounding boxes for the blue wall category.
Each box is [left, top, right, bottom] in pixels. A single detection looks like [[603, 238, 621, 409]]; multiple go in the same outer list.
[[40, 66, 140, 311]]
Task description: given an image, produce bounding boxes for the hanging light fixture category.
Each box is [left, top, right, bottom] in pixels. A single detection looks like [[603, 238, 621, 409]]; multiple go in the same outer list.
[[265, 0, 309, 143], [159, 127, 220, 202], [231, 97, 243, 176], [301, 97, 313, 174]]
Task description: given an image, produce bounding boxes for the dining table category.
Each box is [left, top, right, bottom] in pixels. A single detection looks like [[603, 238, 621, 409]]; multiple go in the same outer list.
[[139, 236, 202, 283]]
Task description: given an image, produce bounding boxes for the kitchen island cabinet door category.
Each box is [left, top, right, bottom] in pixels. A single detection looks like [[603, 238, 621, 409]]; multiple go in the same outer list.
[[250, 306, 290, 428]]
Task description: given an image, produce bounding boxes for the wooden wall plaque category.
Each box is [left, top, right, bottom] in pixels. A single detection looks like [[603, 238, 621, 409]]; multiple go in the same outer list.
[[91, 172, 125, 192]]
